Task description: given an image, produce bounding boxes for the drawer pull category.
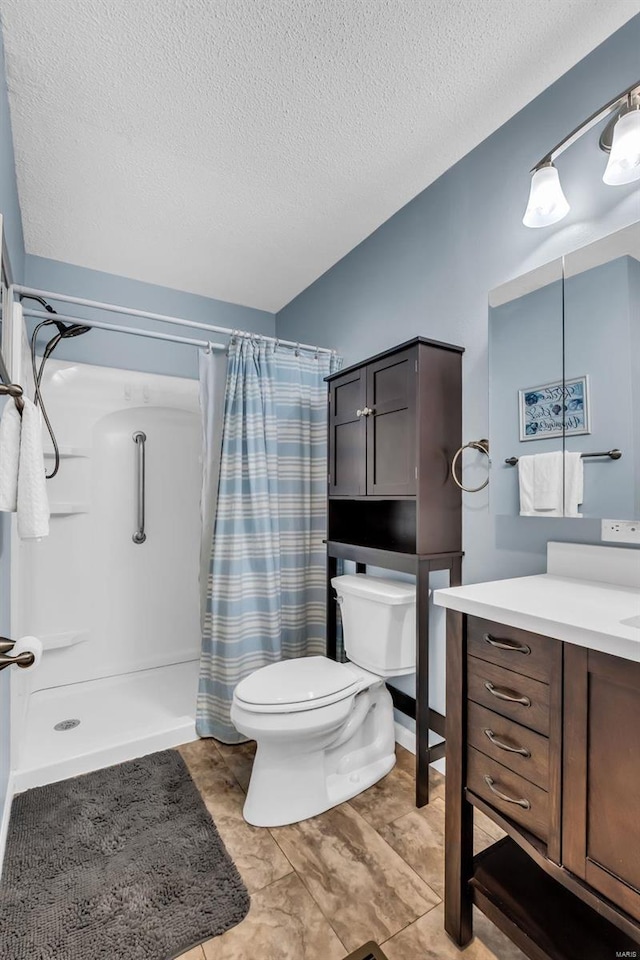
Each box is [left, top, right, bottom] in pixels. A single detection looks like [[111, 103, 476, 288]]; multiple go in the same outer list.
[[484, 728, 531, 757], [484, 681, 531, 707], [483, 633, 531, 655], [483, 775, 531, 810]]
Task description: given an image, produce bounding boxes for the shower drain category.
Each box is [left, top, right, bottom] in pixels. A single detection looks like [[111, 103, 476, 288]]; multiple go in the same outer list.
[[53, 718, 81, 732]]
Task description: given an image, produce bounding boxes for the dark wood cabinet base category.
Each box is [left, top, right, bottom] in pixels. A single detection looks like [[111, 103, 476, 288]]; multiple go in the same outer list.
[[445, 610, 640, 958], [472, 839, 639, 960]]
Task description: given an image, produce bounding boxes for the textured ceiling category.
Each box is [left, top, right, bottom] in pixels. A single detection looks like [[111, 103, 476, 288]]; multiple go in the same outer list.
[[2, 0, 639, 312]]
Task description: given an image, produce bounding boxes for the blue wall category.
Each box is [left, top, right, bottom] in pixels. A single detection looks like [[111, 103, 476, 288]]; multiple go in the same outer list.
[[489, 279, 564, 515], [25, 255, 276, 379], [277, 16, 640, 584], [564, 257, 637, 519]]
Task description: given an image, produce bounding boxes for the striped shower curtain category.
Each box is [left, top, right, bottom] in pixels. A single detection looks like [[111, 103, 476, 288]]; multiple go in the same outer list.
[[196, 336, 341, 742]]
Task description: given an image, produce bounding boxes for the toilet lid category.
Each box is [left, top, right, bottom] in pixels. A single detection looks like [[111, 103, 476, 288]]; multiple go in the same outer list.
[[234, 657, 361, 711]]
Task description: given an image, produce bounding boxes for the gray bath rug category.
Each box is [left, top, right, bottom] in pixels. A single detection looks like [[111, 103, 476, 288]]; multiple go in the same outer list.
[[0, 749, 250, 960]]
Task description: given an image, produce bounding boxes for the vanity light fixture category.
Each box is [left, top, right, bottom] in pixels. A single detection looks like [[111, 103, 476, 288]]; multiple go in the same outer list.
[[523, 80, 640, 228], [603, 103, 640, 185], [523, 162, 570, 228]]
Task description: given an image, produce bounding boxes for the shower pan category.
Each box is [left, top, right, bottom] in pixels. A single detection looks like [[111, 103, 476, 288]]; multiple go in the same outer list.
[[10, 358, 203, 790]]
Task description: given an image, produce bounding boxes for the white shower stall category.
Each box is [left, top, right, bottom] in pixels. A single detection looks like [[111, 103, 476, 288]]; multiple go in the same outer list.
[[10, 357, 203, 790]]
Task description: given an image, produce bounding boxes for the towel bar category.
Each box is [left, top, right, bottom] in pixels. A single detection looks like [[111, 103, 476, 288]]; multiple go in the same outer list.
[[505, 449, 622, 465]]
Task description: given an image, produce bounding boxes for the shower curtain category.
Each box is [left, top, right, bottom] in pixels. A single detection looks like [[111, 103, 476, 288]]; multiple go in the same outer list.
[[197, 337, 341, 742]]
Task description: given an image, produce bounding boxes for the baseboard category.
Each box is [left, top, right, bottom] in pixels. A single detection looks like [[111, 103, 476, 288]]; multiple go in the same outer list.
[[393, 722, 416, 755], [0, 771, 15, 881], [394, 722, 446, 776]]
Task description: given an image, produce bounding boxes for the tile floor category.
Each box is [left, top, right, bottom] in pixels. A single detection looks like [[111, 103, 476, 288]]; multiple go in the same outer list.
[[177, 739, 527, 960]]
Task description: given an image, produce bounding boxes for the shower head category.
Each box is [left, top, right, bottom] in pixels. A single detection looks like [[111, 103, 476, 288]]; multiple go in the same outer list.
[[54, 321, 92, 339], [40, 322, 91, 365]]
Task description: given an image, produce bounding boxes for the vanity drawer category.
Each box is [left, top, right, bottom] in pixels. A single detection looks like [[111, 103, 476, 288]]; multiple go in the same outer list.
[[467, 615, 558, 683], [467, 746, 549, 843], [467, 701, 549, 789], [468, 656, 550, 736]]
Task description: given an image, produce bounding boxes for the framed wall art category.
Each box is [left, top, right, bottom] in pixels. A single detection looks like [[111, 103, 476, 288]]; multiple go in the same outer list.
[[519, 374, 590, 441]]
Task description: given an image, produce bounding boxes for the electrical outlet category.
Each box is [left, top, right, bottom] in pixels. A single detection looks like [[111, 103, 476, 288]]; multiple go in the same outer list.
[[601, 519, 640, 544]]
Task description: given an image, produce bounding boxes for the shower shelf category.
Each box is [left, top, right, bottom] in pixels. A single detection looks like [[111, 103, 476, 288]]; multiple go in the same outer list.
[[40, 631, 89, 650], [43, 446, 90, 459], [49, 502, 90, 516]]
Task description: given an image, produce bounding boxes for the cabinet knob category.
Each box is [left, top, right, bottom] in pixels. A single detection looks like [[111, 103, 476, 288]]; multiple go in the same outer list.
[[356, 409, 364, 417], [362, 407, 375, 416]]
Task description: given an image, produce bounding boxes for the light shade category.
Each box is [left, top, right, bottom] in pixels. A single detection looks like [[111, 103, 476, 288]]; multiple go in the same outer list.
[[522, 164, 570, 228], [603, 108, 640, 185]]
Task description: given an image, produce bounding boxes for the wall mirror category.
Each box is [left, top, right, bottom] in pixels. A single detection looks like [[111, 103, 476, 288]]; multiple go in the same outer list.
[[489, 221, 639, 519]]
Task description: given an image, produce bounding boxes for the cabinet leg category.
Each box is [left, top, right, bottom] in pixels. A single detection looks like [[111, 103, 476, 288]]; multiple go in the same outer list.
[[327, 555, 338, 661], [444, 607, 473, 945], [415, 560, 430, 807]]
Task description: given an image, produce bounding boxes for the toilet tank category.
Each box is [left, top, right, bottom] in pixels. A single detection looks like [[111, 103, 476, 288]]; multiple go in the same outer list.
[[331, 574, 416, 677]]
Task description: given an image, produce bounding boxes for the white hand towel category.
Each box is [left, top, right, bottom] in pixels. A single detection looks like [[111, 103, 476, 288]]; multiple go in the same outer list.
[[517, 455, 535, 516], [533, 451, 564, 511], [0, 399, 21, 512], [563, 451, 584, 518], [17, 398, 49, 539], [518, 452, 563, 517]]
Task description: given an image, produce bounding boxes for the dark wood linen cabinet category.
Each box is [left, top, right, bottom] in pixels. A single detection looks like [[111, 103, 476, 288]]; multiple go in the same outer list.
[[445, 613, 640, 959], [326, 337, 464, 806]]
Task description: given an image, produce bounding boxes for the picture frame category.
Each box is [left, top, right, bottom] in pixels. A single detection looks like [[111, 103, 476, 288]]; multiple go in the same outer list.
[[518, 374, 591, 442]]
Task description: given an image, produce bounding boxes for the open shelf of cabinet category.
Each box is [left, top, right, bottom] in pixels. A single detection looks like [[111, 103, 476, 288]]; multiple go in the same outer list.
[[471, 838, 639, 960]]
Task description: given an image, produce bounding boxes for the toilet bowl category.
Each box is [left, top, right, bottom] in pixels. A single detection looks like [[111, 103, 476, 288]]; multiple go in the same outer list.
[[231, 574, 416, 827]]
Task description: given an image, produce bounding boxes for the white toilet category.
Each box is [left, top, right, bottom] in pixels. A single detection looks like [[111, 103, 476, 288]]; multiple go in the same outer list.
[[230, 574, 416, 827]]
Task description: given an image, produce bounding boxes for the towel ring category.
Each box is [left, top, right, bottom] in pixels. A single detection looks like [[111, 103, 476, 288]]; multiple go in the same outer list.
[[451, 439, 490, 493]]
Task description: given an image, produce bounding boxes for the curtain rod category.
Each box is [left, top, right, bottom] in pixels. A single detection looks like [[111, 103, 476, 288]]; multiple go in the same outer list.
[[12, 284, 335, 356], [23, 308, 227, 351]]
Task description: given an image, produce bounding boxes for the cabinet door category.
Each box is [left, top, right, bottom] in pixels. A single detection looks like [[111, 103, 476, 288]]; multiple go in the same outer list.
[[563, 646, 640, 922], [328, 368, 366, 496], [365, 348, 417, 496]]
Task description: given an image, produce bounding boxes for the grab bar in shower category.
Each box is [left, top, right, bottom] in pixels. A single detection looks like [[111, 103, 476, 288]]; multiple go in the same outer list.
[[132, 431, 147, 544]]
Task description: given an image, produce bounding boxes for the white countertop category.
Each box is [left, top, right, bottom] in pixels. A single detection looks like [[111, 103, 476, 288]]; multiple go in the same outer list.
[[433, 570, 640, 663]]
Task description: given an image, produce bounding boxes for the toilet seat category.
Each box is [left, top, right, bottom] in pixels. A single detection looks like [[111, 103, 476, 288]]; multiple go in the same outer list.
[[234, 656, 369, 714]]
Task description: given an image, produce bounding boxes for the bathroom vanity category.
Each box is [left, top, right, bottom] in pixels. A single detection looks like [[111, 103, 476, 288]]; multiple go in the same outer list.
[[434, 542, 640, 959]]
